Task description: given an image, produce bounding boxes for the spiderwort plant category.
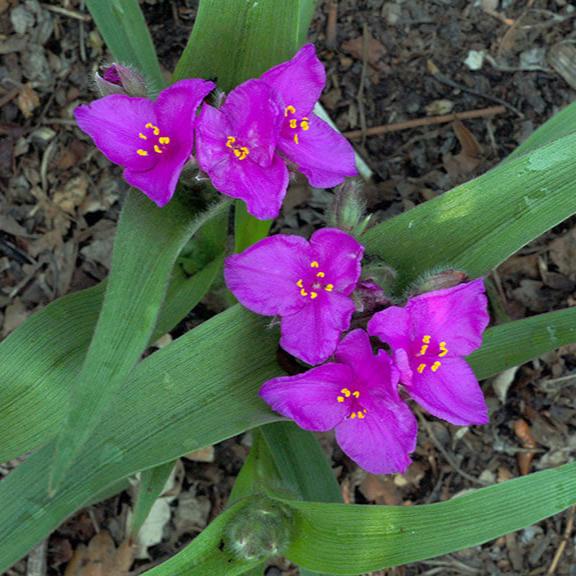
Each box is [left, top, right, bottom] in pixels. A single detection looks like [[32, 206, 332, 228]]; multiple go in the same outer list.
[[224, 228, 364, 365], [75, 78, 215, 207]]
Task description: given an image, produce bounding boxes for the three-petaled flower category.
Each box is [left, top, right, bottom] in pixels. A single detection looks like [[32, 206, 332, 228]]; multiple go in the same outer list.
[[368, 278, 490, 425], [260, 44, 358, 188], [224, 228, 364, 365], [195, 79, 289, 220], [75, 79, 215, 207], [260, 329, 418, 474]]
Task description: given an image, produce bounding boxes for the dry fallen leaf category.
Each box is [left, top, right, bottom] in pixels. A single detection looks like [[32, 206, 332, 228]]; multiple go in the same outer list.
[[513, 419, 538, 475], [341, 34, 385, 68], [443, 120, 483, 179], [17, 83, 40, 119]]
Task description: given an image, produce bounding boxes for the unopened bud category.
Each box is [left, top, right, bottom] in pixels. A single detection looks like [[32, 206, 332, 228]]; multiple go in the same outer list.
[[329, 180, 371, 235], [354, 279, 392, 313], [409, 268, 469, 295], [95, 63, 147, 97], [225, 498, 292, 562]]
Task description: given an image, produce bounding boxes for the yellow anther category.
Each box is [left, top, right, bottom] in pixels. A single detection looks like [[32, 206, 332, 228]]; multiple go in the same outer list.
[[137, 149, 149, 156], [310, 291, 318, 299], [300, 289, 308, 297], [324, 284, 334, 292], [226, 136, 236, 148], [422, 335, 431, 343], [289, 119, 298, 129], [311, 261, 319, 268], [238, 147, 249, 160], [159, 136, 171, 145], [340, 388, 351, 397], [357, 411, 365, 419], [417, 363, 426, 374], [438, 342, 448, 357], [316, 271, 325, 278], [296, 279, 304, 288], [145, 122, 160, 136], [284, 105, 296, 116], [337, 396, 345, 403], [154, 145, 163, 154], [352, 391, 360, 398], [300, 117, 310, 130], [350, 412, 357, 419], [431, 361, 442, 372], [233, 149, 241, 158], [293, 134, 299, 144], [138, 132, 148, 140], [418, 344, 428, 356]]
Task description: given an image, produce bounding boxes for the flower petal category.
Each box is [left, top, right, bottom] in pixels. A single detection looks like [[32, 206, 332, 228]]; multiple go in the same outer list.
[[221, 79, 283, 167], [260, 44, 325, 115], [260, 363, 353, 431], [280, 292, 355, 365], [74, 95, 157, 170], [279, 115, 358, 188], [309, 228, 364, 295], [224, 234, 311, 317], [408, 356, 489, 426], [367, 306, 411, 351], [407, 278, 489, 356], [335, 395, 417, 474]]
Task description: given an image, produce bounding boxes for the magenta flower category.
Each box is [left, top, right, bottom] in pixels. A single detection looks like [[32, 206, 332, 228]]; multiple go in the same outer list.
[[368, 279, 490, 426], [75, 79, 215, 207], [195, 79, 289, 220], [260, 329, 418, 474], [260, 44, 358, 188], [224, 228, 363, 365]]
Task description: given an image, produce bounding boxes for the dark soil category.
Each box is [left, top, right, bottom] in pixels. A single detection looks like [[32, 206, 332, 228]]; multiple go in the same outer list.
[[1, 0, 575, 574]]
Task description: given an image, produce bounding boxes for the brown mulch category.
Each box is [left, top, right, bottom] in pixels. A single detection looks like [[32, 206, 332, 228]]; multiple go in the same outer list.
[[1, 0, 575, 575]]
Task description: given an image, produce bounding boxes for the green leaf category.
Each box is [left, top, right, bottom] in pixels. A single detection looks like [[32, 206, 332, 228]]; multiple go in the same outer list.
[[2, 305, 575, 571], [49, 195, 230, 491], [86, 0, 164, 90], [234, 202, 273, 253], [282, 461, 576, 574], [130, 461, 176, 539], [362, 131, 576, 290]]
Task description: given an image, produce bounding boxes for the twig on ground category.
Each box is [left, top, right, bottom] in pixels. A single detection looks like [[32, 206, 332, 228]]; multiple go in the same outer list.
[[546, 506, 575, 575], [325, 0, 338, 50], [0, 87, 20, 109], [344, 106, 506, 139], [41, 4, 91, 21]]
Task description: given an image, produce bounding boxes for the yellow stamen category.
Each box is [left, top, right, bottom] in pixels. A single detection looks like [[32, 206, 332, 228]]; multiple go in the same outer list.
[[316, 271, 325, 278], [145, 122, 160, 136], [293, 133, 299, 145], [300, 289, 308, 297], [350, 412, 356, 419], [341, 388, 351, 397], [352, 391, 360, 398], [300, 117, 310, 130], [417, 363, 426, 374], [311, 261, 319, 268], [159, 136, 170, 145], [154, 145, 163, 154], [418, 344, 428, 356], [289, 119, 298, 129], [310, 291, 318, 299], [357, 411, 365, 419], [138, 132, 147, 140], [137, 149, 148, 156], [438, 342, 448, 357], [237, 147, 249, 160], [431, 361, 442, 372], [337, 396, 345, 403], [324, 284, 334, 292], [422, 335, 431, 343], [284, 105, 296, 116], [296, 279, 304, 288]]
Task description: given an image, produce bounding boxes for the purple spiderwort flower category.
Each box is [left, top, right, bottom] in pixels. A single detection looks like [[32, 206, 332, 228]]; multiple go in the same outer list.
[[368, 279, 490, 426], [260, 329, 418, 474], [224, 228, 363, 365], [75, 79, 215, 207], [260, 44, 358, 188], [195, 79, 289, 220]]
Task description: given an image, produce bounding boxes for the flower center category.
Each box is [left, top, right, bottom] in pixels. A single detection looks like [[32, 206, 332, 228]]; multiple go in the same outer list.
[[336, 387, 368, 420], [295, 260, 335, 300], [136, 122, 171, 157], [284, 105, 310, 145], [415, 334, 449, 374], [225, 136, 250, 160]]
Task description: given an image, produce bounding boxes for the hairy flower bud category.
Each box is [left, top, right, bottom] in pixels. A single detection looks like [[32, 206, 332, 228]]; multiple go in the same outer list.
[[329, 180, 371, 235], [94, 63, 147, 97], [409, 267, 469, 296], [224, 498, 293, 562]]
